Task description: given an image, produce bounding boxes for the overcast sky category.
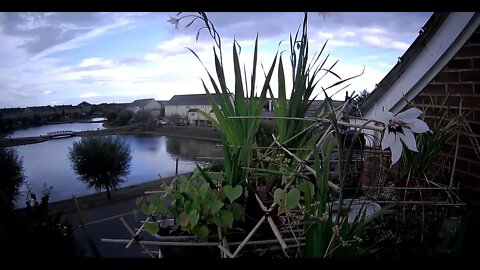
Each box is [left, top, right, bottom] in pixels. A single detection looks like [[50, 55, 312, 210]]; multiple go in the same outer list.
[[0, 12, 432, 108]]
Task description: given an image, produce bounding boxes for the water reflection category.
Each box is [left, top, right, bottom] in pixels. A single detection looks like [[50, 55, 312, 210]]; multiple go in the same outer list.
[[12, 133, 222, 208], [7, 121, 105, 138], [166, 137, 222, 160]]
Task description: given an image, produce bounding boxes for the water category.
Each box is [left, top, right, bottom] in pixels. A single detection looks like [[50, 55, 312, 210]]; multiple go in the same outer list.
[[7, 120, 105, 138], [5, 123, 221, 208]]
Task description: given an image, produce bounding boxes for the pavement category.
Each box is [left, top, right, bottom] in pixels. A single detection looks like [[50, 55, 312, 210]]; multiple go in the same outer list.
[[40, 173, 192, 258]]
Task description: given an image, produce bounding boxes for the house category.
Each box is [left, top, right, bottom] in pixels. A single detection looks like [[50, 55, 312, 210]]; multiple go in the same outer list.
[[157, 100, 169, 117], [22, 106, 57, 120], [77, 101, 92, 115], [0, 107, 24, 121], [54, 105, 81, 117], [165, 93, 233, 126], [357, 12, 480, 245], [128, 98, 162, 117]]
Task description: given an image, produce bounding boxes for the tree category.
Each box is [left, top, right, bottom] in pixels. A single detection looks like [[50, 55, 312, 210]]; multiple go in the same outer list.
[[133, 110, 153, 123], [166, 113, 181, 125], [116, 109, 134, 126], [353, 89, 370, 105], [0, 147, 24, 211], [106, 110, 118, 122], [0, 117, 5, 132], [69, 136, 132, 200]]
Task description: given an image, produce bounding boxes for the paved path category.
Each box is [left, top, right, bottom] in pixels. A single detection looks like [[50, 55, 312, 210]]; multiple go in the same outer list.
[[44, 174, 190, 258]]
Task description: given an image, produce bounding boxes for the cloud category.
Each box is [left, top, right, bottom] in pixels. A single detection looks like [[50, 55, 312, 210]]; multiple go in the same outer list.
[[363, 36, 409, 51], [79, 92, 100, 98], [43, 90, 52, 94], [0, 12, 135, 58]]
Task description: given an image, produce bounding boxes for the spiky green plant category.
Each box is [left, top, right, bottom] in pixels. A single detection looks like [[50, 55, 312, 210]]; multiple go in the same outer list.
[[177, 12, 278, 188]]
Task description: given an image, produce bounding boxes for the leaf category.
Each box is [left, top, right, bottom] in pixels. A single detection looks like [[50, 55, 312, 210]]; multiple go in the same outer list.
[[298, 180, 315, 195], [151, 196, 164, 212], [188, 210, 199, 227], [285, 188, 300, 211], [179, 211, 189, 228], [220, 210, 234, 228], [224, 185, 242, 203], [231, 203, 245, 221], [199, 182, 209, 197], [141, 204, 153, 216], [135, 196, 142, 206], [144, 222, 159, 236], [132, 209, 139, 222], [178, 177, 190, 193], [192, 225, 209, 240], [274, 188, 286, 214], [210, 199, 224, 214]]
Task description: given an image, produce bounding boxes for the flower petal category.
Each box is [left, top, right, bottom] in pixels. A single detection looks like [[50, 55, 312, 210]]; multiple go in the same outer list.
[[390, 134, 403, 166], [373, 110, 394, 125], [399, 129, 418, 152], [381, 130, 396, 150], [394, 108, 423, 122], [410, 118, 431, 134]]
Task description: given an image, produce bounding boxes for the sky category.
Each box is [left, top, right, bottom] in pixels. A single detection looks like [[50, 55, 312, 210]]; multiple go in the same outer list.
[[0, 12, 433, 108]]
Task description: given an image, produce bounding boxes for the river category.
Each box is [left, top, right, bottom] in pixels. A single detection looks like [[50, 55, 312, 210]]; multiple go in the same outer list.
[[5, 120, 222, 208]]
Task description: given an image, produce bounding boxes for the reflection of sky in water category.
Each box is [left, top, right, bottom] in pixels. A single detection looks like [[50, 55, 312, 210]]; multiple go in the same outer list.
[[6, 121, 105, 138], [12, 132, 221, 208]]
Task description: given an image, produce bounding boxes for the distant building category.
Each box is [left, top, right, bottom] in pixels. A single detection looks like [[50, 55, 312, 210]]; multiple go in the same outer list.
[[0, 107, 24, 121], [54, 105, 81, 117], [165, 93, 233, 126], [128, 98, 162, 117], [23, 106, 56, 120], [77, 101, 92, 115]]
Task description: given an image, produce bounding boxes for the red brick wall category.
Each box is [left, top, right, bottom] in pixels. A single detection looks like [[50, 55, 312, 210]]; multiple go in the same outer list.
[[412, 25, 480, 214]]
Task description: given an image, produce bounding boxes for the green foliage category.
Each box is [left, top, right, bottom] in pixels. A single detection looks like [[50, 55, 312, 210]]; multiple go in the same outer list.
[[116, 109, 134, 126], [133, 110, 154, 123], [140, 169, 244, 240], [184, 14, 277, 188], [0, 147, 24, 210], [273, 187, 300, 215], [69, 136, 132, 200]]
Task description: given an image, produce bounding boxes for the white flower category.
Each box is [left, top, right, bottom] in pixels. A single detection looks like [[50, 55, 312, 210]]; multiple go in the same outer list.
[[167, 16, 179, 30], [375, 107, 431, 165]]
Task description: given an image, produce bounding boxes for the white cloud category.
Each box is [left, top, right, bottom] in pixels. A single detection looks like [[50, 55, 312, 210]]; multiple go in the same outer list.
[[363, 35, 409, 51], [79, 57, 114, 68], [80, 92, 100, 98], [317, 31, 334, 39], [43, 90, 52, 94]]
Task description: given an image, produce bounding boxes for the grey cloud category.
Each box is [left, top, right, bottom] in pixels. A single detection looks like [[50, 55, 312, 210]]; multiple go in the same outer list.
[[0, 12, 121, 56]]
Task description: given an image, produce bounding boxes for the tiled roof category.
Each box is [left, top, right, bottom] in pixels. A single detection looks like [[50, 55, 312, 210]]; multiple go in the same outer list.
[[130, 98, 158, 108], [168, 93, 231, 106]]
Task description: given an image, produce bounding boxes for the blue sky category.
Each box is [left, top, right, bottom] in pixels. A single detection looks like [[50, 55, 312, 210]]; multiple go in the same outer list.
[[0, 12, 432, 108]]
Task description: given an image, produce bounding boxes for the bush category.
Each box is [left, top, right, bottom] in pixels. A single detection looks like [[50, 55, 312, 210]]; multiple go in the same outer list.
[[116, 110, 134, 126], [106, 110, 118, 122], [133, 110, 153, 123]]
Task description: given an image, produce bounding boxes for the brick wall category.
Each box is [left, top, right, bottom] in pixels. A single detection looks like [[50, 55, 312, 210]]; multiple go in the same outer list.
[[412, 25, 480, 215]]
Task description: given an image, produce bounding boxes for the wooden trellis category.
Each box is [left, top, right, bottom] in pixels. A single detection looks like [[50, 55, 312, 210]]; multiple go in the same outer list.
[[101, 100, 466, 258]]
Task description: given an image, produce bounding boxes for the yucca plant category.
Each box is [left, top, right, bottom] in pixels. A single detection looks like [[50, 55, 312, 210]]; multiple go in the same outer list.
[[175, 12, 278, 189]]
